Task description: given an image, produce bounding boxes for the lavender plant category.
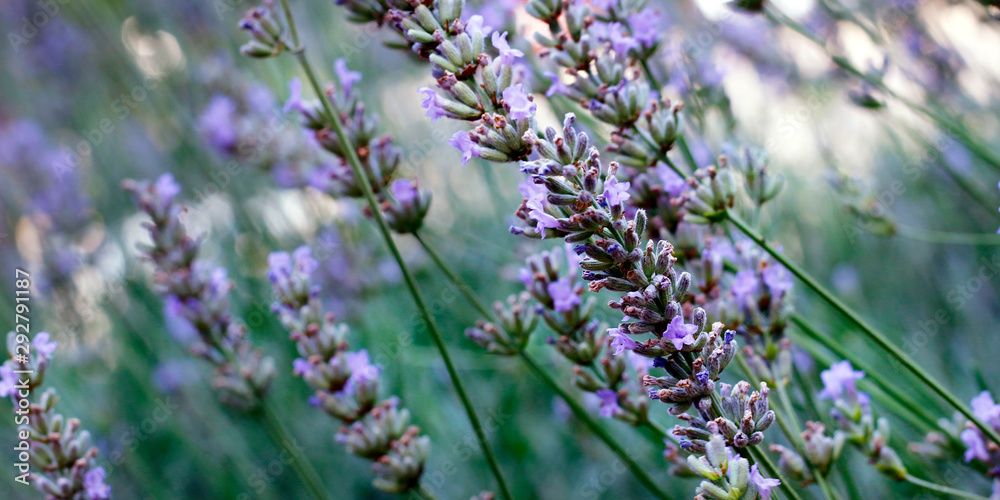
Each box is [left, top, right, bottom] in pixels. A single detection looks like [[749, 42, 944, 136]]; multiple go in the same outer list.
[[267, 246, 431, 494], [123, 174, 276, 408], [0, 332, 111, 499]]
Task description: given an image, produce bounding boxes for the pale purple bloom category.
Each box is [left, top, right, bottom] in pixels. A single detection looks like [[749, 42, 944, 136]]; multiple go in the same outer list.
[[152, 173, 182, 211], [750, 464, 780, 500], [419, 87, 449, 123], [334, 58, 361, 94], [961, 428, 990, 462], [731, 270, 759, 304], [543, 71, 571, 97], [293, 358, 312, 377], [491, 31, 523, 65], [762, 264, 793, 296], [606, 23, 638, 57], [518, 178, 547, 206], [83, 466, 111, 500], [663, 315, 697, 349], [448, 130, 482, 165], [267, 251, 293, 284], [609, 328, 637, 355], [603, 176, 631, 207], [293, 246, 319, 275], [502, 84, 536, 120], [596, 388, 619, 418], [0, 365, 15, 398], [34, 332, 57, 360], [527, 198, 560, 237], [465, 15, 492, 38], [656, 163, 687, 198], [163, 296, 197, 343], [971, 391, 1000, 428], [343, 350, 380, 395], [627, 9, 661, 48], [284, 78, 304, 113], [199, 95, 238, 150], [818, 360, 865, 400], [548, 279, 580, 312], [390, 179, 419, 204]]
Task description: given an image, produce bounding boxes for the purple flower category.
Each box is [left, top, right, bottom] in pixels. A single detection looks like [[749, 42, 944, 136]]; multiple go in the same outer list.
[[750, 464, 780, 500], [390, 178, 419, 204], [971, 391, 1000, 428], [763, 265, 793, 296], [199, 95, 238, 151], [961, 428, 990, 462], [595, 388, 619, 418], [609, 328, 637, 355], [656, 163, 687, 198], [343, 350, 380, 395], [547, 279, 580, 312], [662, 315, 698, 349], [293, 358, 312, 377], [603, 176, 631, 207], [627, 9, 662, 48], [267, 251, 293, 284], [334, 58, 361, 94], [418, 87, 449, 123], [0, 364, 15, 398], [502, 84, 536, 120], [34, 332, 57, 361], [518, 178, 547, 205], [591, 0, 617, 11], [818, 360, 865, 400], [465, 15, 492, 38], [163, 296, 197, 343], [543, 71, 571, 97], [731, 269, 759, 304], [83, 466, 111, 500], [448, 131, 482, 165], [527, 198, 560, 237], [152, 173, 181, 212], [491, 31, 523, 65], [284, 78, 304, 113], [293, 246, 319, 275], [606, 23, 638, 57]]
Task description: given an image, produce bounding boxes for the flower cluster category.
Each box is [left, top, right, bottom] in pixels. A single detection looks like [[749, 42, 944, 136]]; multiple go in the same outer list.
[[0, 332, 111, 499], [123, 174, 275, 408], [959, 391, 1000, 475], [268, 246, 430, 493], [817, 360, 906, 480], [687, 434, 780, 500]]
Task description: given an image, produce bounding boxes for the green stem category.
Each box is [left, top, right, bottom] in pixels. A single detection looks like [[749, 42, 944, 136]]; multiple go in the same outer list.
[[725, 211, 1000, 445], [277, 4, 512, 497], [259, 398, 331, 500], [904, 474, 991, 500], [413, 231, 494, 319], [517, 352, 671, 499], [416, 486, 442, 500]]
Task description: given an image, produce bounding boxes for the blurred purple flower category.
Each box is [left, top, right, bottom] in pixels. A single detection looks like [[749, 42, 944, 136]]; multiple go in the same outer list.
[[547, 279, 580, 312], [334, 58, 362, 94], [543, 71, 570, 97], [750, 464, 780, 500], [596, 388, 619, 418], [609, 328, 636, 355], [448, 130, 482, 165], [83, 467, 111, 500], [390, 179, 419, 204], [491, 31, 523, 65], [818, 360, 864, 400], [419, 87, 449, 123], [502, 83, 536, 120]]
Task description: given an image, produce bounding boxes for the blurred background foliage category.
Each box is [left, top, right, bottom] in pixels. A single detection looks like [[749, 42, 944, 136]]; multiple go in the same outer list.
[[1, 0, 1000, 498]]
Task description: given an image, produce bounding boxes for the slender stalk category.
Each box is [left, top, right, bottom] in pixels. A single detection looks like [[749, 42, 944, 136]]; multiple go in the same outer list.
[[276, 4, 512, 497], [413, 231, 494, 319], [415, 230, 671, 498], [518, 352, 671, 499], [904, 474, 991, 500], [258, 398, 331, 500], [725, 211, 1000, 445]]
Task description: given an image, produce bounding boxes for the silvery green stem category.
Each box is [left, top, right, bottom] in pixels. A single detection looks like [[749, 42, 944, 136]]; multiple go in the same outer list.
[[904, 474, 991, 500], [275, 2, 512, 497]]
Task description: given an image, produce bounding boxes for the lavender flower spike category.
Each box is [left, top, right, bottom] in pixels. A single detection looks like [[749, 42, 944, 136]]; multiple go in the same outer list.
[[124, 174, 275, 408], [1, 332, 111, 499], [269, 246, 430, 493]]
